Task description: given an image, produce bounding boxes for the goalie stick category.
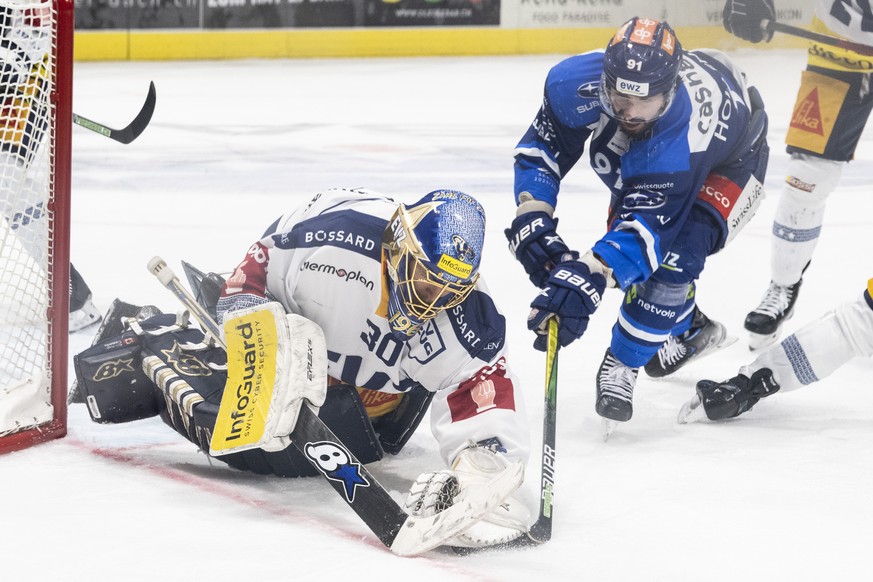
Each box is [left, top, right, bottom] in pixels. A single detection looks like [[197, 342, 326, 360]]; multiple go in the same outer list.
[[73, 81, 156, 144], [146, 256, 523, 556]]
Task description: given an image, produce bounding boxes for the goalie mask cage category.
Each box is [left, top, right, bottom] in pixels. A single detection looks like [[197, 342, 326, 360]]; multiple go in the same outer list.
[[0, 0, 72, 454]]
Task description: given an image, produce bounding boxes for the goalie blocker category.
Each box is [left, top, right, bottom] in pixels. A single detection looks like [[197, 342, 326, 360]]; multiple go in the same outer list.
[[73, 302, 435, 477]]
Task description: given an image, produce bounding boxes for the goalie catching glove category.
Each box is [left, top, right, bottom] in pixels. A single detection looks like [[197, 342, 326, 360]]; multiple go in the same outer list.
[[404, 444, 531, 549]]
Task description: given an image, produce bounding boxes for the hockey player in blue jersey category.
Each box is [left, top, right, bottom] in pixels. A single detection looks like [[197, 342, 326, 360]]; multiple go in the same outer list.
[[505, 17, 771, 425]]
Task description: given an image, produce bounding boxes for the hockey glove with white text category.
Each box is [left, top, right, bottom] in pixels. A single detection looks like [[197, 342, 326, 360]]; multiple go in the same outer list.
[[505, 212, 576, 288], [723, 0, 775, 43], [528, 259, 606, 351]]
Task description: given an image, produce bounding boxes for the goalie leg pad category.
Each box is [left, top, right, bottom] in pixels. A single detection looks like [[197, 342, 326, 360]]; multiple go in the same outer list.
[[372, 382, 434, 455], [195, 384, 384, 478], [211, 305, 328, 456], [222, 384, 383, 477]]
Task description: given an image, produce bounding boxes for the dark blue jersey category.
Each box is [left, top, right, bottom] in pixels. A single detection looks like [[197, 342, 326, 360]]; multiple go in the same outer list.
[[514, 49, 758, 288]]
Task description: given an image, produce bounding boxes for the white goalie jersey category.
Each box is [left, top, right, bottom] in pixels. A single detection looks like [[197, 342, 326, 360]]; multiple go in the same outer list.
[[217, 188, 530, 466]]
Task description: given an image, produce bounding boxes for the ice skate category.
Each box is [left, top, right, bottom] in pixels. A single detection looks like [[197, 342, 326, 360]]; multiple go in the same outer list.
[[595, 349, 638, 424], [745, 280, 802, 350], [678, 368, 780, 423], [69, 264, 102, 333], [68, 300, 160, 403], [69, 295, 102, 332], [644, 308, 736, 378], [677, 393, 707, 424], [601, 418, 619, 442]]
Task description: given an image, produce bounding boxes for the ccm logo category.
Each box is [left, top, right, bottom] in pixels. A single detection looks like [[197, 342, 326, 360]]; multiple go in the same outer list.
[[554, 268, 601, 307]]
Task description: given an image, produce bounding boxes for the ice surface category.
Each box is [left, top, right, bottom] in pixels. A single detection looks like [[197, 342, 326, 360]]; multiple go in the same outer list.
[[3, 49, 871, 582]]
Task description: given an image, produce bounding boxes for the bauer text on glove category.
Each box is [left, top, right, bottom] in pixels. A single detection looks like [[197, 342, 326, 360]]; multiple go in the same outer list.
[[505, 211, 577, 288], [527, 260, 606, 350]]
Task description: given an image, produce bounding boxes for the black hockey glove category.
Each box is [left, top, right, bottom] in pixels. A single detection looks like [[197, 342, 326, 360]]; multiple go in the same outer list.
[[505, 211, 577, 288], [528, 259, 606, 351], [723, 0, 775, 43]]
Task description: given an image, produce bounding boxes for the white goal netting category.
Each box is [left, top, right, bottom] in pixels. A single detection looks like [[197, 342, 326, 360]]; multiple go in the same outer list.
[[0, 0, 63, 443]]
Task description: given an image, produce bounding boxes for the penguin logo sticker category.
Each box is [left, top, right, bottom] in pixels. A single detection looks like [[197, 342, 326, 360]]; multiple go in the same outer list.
[[304, 441, 370, 502]]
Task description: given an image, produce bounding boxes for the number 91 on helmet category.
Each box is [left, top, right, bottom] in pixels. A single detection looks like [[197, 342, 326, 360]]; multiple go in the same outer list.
[[383, 190, 485, 338], [599, 17, 683, 134]]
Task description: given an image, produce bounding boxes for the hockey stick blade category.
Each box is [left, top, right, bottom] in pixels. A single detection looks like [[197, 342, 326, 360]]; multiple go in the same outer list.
[[73, 81, 156, 144], [146, 256, 522, 556], [766, 20, 873, 57]]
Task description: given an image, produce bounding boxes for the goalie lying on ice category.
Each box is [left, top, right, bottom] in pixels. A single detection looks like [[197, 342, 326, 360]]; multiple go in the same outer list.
[[73, 187, 532, 549]]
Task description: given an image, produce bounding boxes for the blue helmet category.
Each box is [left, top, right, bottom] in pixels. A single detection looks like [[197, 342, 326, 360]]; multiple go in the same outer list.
[[384, 190, 485, 338], [599, 17, 683, 125]]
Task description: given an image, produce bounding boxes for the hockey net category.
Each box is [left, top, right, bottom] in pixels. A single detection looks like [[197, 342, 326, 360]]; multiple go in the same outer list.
[[0, 0, 72, 454]]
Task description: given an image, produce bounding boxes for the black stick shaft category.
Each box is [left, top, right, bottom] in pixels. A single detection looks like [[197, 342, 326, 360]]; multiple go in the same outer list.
[[767, 20, 873, 57]]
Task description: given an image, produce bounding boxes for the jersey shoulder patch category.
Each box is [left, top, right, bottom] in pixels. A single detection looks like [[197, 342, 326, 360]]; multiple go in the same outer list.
[[272, 209, 385, 261], [545, 50, 605, 128], [445, 289, 506, 361]]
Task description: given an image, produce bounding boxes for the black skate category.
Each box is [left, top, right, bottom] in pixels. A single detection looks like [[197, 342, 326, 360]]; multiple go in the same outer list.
[[678, 368, 780, 423], [595, 349, 639, 423], [744, 279, 802, 350], [68, 299, 162, 404], [69, 264, 102, 333], [644, 308, 735, 378], [69, 296, 102, 333]]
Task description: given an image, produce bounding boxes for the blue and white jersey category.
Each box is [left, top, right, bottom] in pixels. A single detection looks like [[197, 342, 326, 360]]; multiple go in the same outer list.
[[514, 49, 757, 289], [218, 188, 529, 466]]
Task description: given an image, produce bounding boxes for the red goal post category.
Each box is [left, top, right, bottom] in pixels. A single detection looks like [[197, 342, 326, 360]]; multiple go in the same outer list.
[[0, 0, 72, 454]]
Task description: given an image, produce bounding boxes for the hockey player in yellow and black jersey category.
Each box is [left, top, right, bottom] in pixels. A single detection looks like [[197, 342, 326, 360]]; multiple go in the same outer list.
[[0, 3, 101, 332], [724, 0, 873, 349]]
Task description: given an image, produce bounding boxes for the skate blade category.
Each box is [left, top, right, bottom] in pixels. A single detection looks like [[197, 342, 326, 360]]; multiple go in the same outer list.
[[677, 394, 708, 424], [706, 329, 738, 353], [748, 331, 779, 351], [602, 418, 618, 442], [692, 333, 738, 364]]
